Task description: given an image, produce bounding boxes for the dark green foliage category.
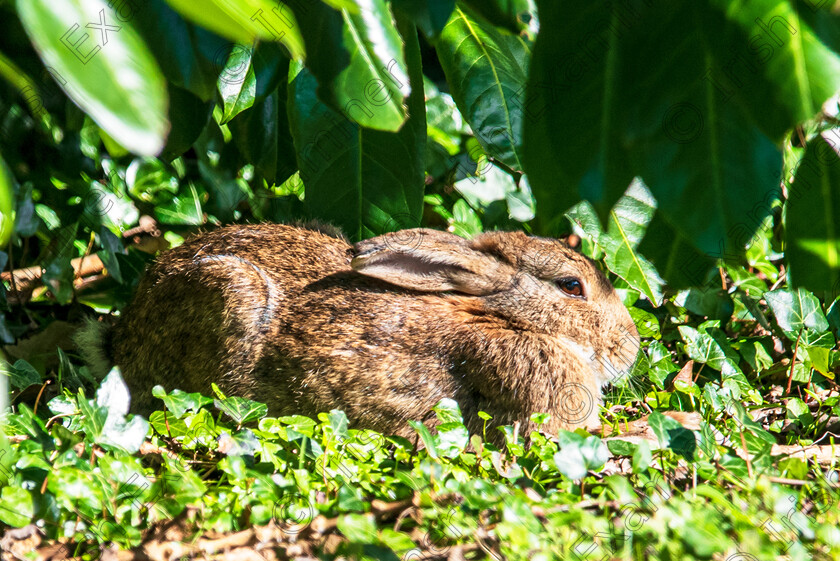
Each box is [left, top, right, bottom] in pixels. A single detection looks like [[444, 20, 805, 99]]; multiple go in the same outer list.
[[2, 1, 840, 558]]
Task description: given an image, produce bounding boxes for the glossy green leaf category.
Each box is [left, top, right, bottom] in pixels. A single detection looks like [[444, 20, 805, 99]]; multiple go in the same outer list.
[[765, 287, 830, 333], [218, 45, 258, 123], [214, 396, 269, 425], [713, 0, 840, 140], [0, 487, 33, 527], [289, 0, 410, 131], [152, 386, 213, 419], [6, 359, 41, 390], [392, 0, 455, 38], [0, 156, 13, 245], [523, 0, 840, 259], [218, 42, 288, 124], [522, 1, 633, 224], [408, 420, 439, 459], [647, 411, 696, 460], [163, 0, 305, 59], [638, 212, 719, 289], [567, 182, 665, 305], [785, 132, 840, 291], [153, 182, 205, 225], [17, 0, 168, 155], [553, 432, 608, 480], [288, 15, 425, 240], [679, 325, 742, 376], [134, 0, 231, 102], [338, 513, 378, 543], [437, 5, 530, 171], [91, 369, 150, 454], [675, 288, 735, 322], [230, 93, 297, 187], [461, 0, 535, 35], [161, 84, 214, 161]]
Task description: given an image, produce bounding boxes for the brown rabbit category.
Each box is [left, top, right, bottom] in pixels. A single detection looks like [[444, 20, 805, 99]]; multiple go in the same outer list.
[[77, 222, 640, 441]]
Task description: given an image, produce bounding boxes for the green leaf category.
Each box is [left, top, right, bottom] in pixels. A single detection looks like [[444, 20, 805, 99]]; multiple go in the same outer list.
[[218, 42, 288, 124], [164, 0, 305, 59], [152, 386, 213, 418], [523, 1, 633, 224], [289, 0, 410, 131], [161, 84, 214, 161], [765, 287, 830, 333], [392, 0, 455, 38], [647, 411, 696, 460], [786, 133, 840, 291], [628, 307, 660, 340], [436, 5, 530, 171], [218, 44, 258, 123], [17, 0, 168, 155], [460, 0, 535, 35], [288, 14, 425, 240], [436, 422, 469, 458], [632, 439, 652, 472], [432, 398, 463, 425], [218, 428, 261, 455], [0, 486, 33, 528], [525, 1, 824, 259], [0, 156, 13, 245], [552, 432, 608, 479], [338, 512, 378, 543], [134, 0, 231, 102], [229, 62, 297, 186], [5, 359, 42, 390], [714, 0, 840, 139], [126, 157, 179, 204], [329, 409, 350, 439], [675, 288, 735, 322], [679, 325, 741, 376], [567, 183, 665, 305], [454, 164, 534, 222], [408, 420, 439, 459], [638, 211, 719, 288], [154, 182, 205, 225], [214, 395, 269, 425], [94, 369, 150, 453]]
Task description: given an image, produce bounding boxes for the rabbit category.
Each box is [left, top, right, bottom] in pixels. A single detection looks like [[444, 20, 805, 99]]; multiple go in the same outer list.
[[77, 221, 641, 442]]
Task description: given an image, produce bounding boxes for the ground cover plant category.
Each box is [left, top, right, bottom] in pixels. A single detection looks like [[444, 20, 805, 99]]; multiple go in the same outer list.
[[1, 0, 840, 559]]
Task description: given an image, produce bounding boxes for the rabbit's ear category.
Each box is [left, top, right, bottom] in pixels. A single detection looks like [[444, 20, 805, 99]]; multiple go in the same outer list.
[[351, 229, 505, 294]]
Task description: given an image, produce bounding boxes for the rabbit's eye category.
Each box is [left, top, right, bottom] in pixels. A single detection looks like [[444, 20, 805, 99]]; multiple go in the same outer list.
[[556, 278, 585, 298]]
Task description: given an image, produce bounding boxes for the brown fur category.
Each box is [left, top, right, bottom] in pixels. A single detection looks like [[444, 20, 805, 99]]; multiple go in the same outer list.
[[100, 222, 640, 441]]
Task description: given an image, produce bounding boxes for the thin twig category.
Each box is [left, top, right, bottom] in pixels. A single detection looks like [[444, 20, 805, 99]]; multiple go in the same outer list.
[[32, 379, 51, 416], [786, 328, 804, 394], [739, 431, 754, 479]]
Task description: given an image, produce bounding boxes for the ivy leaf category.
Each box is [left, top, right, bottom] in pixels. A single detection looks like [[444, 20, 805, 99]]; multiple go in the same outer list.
[[765, 287, 830, 334], [85, 369, 150, 454], [152, 386, 213, 419], [5, 359, 42, 391], [408, 420, 439, 459], [647, 411, 696, 460], [567, 182, 665, 305], [338, 512, 378, 543], [553, 431, 608, 479], [214, 396, 269, 425]]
